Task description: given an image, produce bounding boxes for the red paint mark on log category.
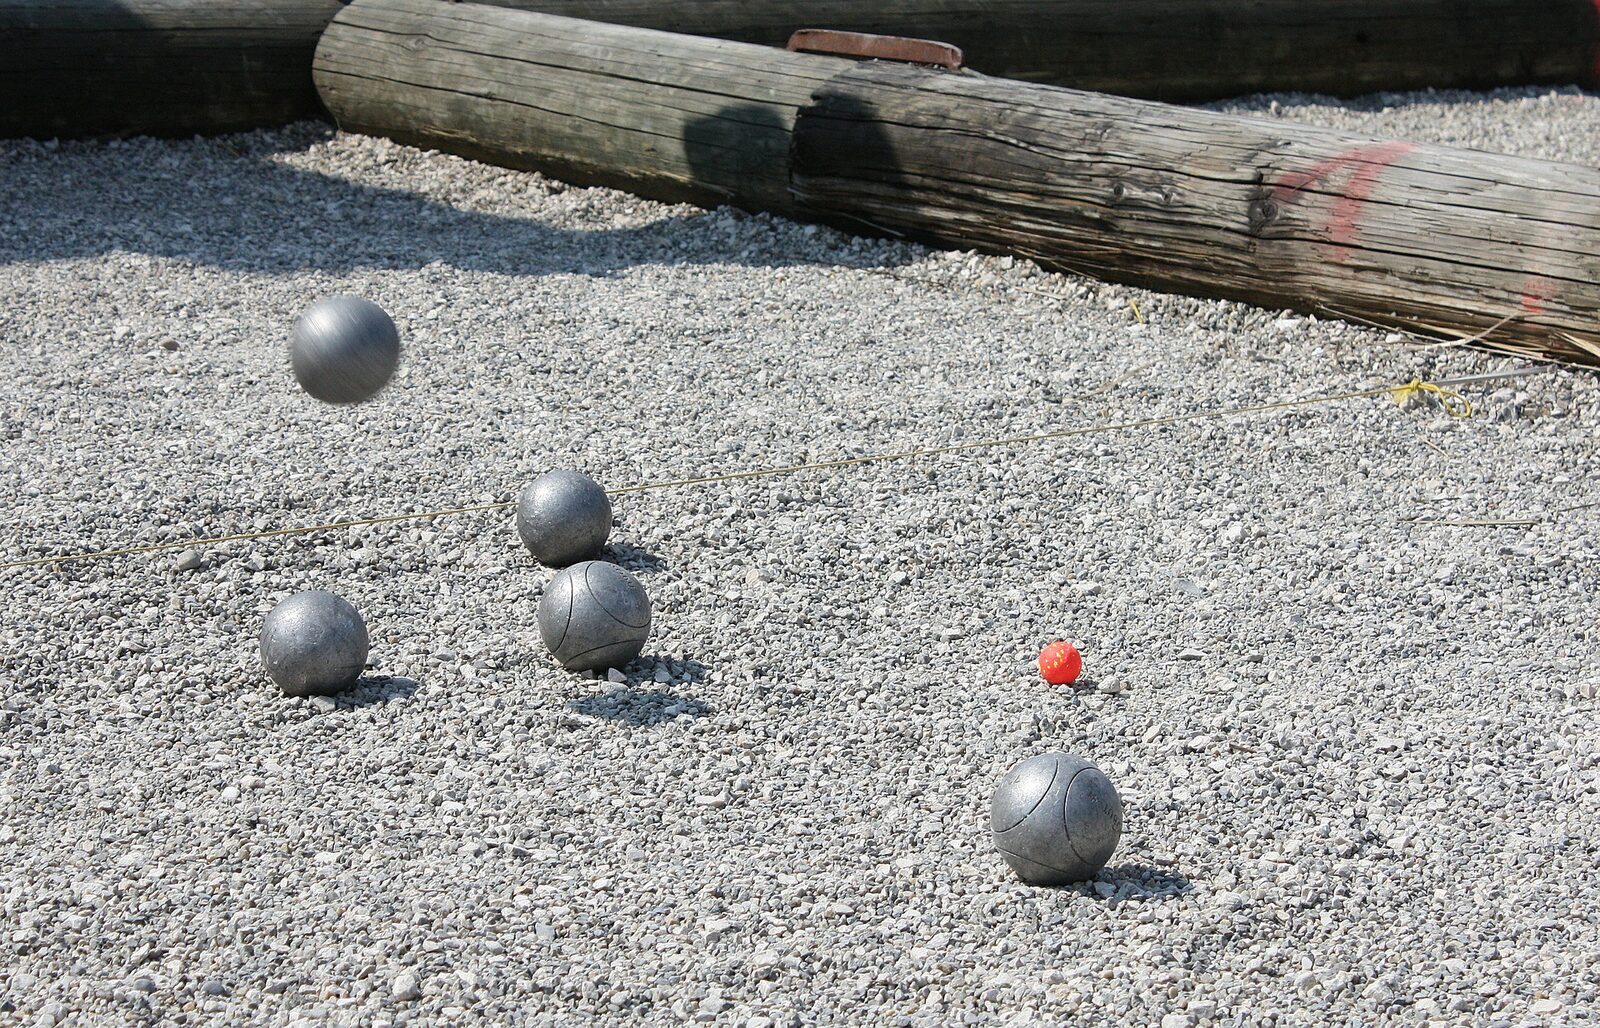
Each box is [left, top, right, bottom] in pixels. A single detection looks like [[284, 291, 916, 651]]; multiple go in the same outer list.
[[1271, 142, 1416, 258], [1520, 274, 1555, 315]]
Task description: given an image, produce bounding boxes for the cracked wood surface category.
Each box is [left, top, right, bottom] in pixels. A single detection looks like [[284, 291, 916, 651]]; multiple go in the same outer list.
[[790, 63, 1600, 363]]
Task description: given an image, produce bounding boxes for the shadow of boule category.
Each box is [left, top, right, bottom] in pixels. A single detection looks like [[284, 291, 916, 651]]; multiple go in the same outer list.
[[566, 655, 712, 726]]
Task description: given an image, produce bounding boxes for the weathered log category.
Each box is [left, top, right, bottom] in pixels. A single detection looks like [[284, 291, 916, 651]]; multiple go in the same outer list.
[[791, 63, 1600, 363], [0, 0, 345, 139], [314, 0, 855, 213], [488, 0, 1600, 99], [315, 0, 1600, 364]]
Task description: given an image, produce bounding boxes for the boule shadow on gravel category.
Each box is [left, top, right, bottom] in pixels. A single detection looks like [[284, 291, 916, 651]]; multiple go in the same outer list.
[[606, 541, 667, 575], [1089, 864, 1194, 902], [607, 654, 710, 688], [563, 656, 712, 725], [323, 675, 420, 710], [567, 687, 713, 727]]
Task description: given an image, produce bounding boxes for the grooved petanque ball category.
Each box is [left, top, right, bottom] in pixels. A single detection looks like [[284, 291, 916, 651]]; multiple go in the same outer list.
[[516, 470, 613, 567], [538, 561, 651, 672], [290, 295, 401, 404], [259, 590, 370, 696], [991, 752, 1123, 885]]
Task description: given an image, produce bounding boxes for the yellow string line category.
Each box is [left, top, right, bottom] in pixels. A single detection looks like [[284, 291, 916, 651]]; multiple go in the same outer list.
[[0, 378, 1466, 571]]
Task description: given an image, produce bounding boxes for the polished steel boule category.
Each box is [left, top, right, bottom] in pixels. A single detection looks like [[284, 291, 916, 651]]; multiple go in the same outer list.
[[516, 470, 612, 567], [259, 589, 370, 696], [537, 560, 651, 672], [290, 295, 401, 404], [991, 751, 1123, 885]]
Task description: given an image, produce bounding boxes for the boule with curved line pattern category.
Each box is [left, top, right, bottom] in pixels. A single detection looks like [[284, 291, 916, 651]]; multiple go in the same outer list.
[[537, 560, 651, 672], [991, 752, 1122, 885]]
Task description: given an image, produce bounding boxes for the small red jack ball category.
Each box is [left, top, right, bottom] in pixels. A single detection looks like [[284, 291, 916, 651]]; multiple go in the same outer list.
[[1038, 641, 1082, 685]]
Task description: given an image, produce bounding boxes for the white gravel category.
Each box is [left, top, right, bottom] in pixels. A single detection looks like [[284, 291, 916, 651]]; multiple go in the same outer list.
[[1, 84, 1597, 1025]]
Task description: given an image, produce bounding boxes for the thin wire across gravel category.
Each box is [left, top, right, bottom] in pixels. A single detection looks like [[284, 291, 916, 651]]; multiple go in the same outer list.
[[0, 85, 1596, 1026]]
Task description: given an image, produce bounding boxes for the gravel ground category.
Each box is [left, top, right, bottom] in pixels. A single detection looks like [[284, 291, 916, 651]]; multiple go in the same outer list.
[[1, 84, 1597, 1026]]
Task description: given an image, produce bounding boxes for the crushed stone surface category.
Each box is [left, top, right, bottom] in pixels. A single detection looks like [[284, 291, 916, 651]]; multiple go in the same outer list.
[[1, 84, 1597, 1025]]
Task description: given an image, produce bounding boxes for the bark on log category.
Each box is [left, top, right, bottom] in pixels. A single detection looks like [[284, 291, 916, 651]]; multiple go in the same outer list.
[[315, 0, 1600, 364], [0, 0, 345, 138], [487, 0, 1600, 99], [791, 63, 1600, 363]]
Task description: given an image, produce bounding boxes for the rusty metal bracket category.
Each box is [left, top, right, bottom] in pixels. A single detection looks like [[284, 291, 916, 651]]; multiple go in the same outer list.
[[786, 29, 964, 69]]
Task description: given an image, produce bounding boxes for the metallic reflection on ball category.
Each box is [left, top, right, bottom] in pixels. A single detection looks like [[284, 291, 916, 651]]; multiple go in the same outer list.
[[538, 561, 650, 672], [991, 752, 1122, 885], [516, 470, 612, 567], [259, 590, 370, 696], [290, 295, 400, 404]]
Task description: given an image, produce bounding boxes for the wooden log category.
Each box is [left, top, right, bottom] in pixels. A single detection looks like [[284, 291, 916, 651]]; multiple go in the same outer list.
[[0, 0, 344, 138], [314, 0, 856, 213], [316, 0, 1600, 363], [486, 0, 1600, 100], [790, 63, 1600, 363]]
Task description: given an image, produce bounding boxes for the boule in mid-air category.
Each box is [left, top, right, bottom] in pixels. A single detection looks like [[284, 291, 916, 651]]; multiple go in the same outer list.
[[290, 295, 400, 404]]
